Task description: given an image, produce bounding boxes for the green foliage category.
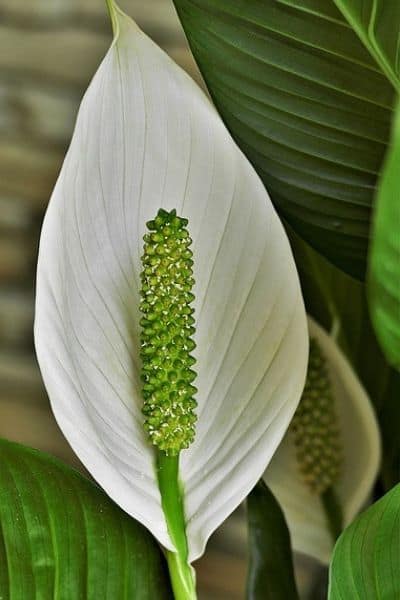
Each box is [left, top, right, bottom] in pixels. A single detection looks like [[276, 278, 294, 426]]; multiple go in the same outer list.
[[0, 438, 172, 599], [173, 0, 396, 279], [246, 481, 299, 600], [378, 370, 400, 489], [333, 0, 400, 90], [368, 105, 400, 369], [329, 483, 400, 598]]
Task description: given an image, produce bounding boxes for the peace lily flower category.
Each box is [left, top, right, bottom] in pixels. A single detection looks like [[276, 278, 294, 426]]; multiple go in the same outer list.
[[34, 1, 308, 595], [264, 317, 381, 564]]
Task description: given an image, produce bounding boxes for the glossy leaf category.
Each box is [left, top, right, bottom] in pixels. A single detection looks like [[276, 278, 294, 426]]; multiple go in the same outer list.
[[329, 483, 400, 598], [0, 437, 171, 599], [368, 103, 400, 369], [333, 0, 400, 90], [172, 0, 396, 278], [246, 481, 299, 600], [34, 3, 308, 562]]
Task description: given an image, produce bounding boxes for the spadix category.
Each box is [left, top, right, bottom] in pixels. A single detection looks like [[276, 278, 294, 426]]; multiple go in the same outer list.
[[140, 209, 197, 456]]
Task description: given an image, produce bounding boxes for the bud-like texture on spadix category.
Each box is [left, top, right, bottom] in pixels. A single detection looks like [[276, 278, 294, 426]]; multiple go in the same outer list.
[[140, 209, 197, 455], [290, 338, 342, 494]]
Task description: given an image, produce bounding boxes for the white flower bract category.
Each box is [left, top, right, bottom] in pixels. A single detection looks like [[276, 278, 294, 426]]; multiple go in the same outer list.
[[34, 3, 308, 561]]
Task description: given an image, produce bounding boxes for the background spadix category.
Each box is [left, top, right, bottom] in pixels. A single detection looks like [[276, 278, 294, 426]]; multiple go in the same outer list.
[[264, 317, 381, 564], [34, 2, 307, 561]]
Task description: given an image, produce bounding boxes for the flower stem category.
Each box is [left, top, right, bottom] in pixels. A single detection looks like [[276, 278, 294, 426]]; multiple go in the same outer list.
[[321, 486, 343, 542], [157, 452, 197, 600], [105, 0, 119, 36]]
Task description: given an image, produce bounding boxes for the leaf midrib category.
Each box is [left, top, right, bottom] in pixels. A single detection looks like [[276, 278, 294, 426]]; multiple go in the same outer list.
[[184, 0, 383, 75], [190, 24, 393, 111]]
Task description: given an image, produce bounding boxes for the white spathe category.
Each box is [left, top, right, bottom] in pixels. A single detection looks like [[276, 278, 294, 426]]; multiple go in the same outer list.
[[264, 317, 381, 564], [34, 2, 308, 562]]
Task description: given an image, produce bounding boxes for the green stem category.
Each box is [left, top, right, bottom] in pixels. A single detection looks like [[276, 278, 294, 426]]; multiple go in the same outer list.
[[157, 452, 197, 600], [105, 0, 119, 36], [321, 486, 343, 543]]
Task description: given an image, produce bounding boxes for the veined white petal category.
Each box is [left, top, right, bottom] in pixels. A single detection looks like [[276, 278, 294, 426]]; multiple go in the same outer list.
[[264, 317, 381, 564], [35, 4, 308, 561]]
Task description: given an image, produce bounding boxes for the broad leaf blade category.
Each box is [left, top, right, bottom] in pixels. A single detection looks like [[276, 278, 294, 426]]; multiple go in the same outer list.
[[368, 104, 400, 369], [0, 438, 171, 599], [333, 0, 400, 90], [246, 481, 299, 600], [173, 0, 396, 278], [329, 483, 400, 598]]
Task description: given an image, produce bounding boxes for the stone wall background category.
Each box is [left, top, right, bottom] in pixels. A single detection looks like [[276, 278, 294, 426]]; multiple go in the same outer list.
[[0, 2, 249, 597]]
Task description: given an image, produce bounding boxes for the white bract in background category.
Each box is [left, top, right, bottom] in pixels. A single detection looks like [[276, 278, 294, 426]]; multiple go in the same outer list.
[[265, 317, 381, 564]]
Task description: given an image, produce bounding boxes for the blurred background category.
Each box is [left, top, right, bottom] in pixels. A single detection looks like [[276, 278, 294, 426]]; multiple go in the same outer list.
[[0, 0, 200, 461], [0, 1, 321, 597]]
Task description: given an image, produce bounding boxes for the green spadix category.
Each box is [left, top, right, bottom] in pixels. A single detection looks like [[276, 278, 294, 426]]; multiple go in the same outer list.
[[290, 338, 342, 495], [140, 209, 198, 456]]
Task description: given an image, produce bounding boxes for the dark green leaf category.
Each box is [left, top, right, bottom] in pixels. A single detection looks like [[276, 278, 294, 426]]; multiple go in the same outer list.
[[329, 483, 400, 598], [173, 0, 396, 278], [246, 481, 299, 600], [368, 104, 400, 369], [333, 0, 400, 90], [378, 370, 400, 489], [0, 438, 172, 599]]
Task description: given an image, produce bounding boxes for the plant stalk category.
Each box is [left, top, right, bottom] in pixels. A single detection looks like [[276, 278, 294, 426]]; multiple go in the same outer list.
[[321, 486, 343, 543], [105, 0, 119, 35], [157, 452, 197, 600]]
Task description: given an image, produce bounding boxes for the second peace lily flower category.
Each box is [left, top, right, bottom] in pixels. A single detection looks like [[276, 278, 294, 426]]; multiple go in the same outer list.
[[264, 318, 381, 564], [34, 0, 308, 591]]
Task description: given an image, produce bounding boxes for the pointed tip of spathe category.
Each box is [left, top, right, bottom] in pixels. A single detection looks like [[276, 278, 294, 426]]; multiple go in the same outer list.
[[105, 0, 141, 40], [105, 0, 120, 37]]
